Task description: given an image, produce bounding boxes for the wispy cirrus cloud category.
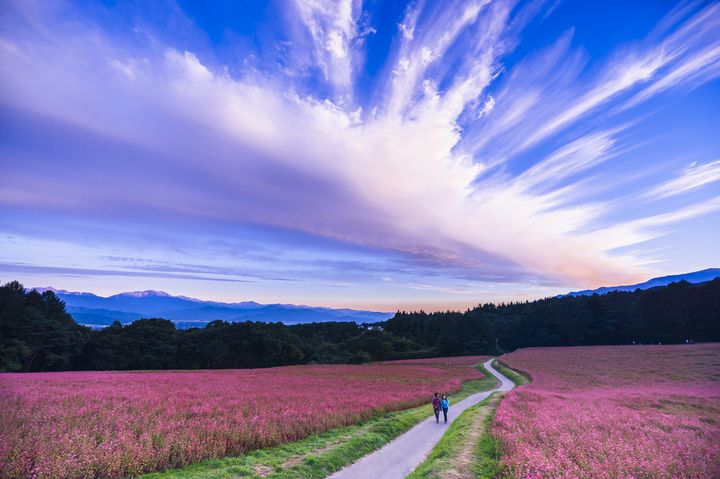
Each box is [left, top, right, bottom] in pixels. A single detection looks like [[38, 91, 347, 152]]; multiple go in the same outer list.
[[0, 262, 254, 283], [644, 159, 720, 199], [292, 0, 362, 93], [1, 0, 719, 307]]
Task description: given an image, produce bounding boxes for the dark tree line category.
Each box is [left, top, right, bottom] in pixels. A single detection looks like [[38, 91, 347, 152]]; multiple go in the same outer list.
[[1, 278, 718, 372], [388, 279, 719, 352], [81, 319, 419, 370]]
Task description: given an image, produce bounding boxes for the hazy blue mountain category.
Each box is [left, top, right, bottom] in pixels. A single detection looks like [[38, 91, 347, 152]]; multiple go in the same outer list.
[[31, 288, 392, 328], [563, 268, 720, 297], [67, 307, 143, 326]]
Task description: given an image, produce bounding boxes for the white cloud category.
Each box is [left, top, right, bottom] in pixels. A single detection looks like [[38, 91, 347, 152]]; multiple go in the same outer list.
[[515, 130, 618, 191], [625, 44, 720, 108], [385, 0, 497, 119], [2, 0, 719, 292], [477, 95, 495, 117], [466, 3, 720, 166], [294, 0, 360, 90], [108, 57, 149, 80], [644, 159, 720, 199]]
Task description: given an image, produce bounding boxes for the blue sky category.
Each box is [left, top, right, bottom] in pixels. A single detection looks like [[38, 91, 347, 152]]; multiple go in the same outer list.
[[1, 0, 719, 311]]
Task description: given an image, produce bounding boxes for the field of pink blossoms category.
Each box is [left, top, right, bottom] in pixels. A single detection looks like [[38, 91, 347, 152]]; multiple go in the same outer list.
[[494, 343, 720, 479], [0, 356, 487, 478]]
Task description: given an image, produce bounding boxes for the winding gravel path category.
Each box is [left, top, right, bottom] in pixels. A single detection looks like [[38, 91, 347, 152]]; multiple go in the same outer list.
[[327, 359, 515, 479]]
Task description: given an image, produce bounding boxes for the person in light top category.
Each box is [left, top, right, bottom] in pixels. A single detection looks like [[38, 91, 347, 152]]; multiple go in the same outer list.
[[441, 395, 450, 423]]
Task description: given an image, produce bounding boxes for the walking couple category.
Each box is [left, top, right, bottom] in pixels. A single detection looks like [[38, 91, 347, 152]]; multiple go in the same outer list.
[[431, 392, 450, 424]]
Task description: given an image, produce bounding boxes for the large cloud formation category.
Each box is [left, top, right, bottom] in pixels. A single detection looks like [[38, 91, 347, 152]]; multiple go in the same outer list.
[[1, 0, 719, 307]]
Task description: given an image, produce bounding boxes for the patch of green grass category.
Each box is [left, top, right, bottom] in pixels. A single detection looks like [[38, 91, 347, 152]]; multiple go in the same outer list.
[[405, 361, 529, 479], [139, 362, 498, 479], [472, 398, 501, 479], [406, 394, 498, 479], [493, 359, 530, 386]]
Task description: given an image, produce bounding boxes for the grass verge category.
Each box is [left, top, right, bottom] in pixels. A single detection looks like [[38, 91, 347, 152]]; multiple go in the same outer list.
[[405, 361, 529, 479], [472, 397, 502, 479], [492, 359, 530, 386], [140, 363, 498, 479], [405, 393, 501, 479]]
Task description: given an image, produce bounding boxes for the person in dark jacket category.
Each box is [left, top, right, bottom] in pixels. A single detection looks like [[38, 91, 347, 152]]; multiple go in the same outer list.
[[441, 395, 450, 423], [431, 392, 441, 423]]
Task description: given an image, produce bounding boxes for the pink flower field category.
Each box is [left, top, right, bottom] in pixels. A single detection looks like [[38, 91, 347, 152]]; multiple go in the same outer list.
[[494, 343, 720, 479], [0, 356, 488, 478]]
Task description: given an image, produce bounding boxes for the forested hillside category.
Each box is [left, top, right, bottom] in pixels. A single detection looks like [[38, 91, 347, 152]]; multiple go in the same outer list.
[[1, 278, 718, 371], [388, 277, 720, 351]]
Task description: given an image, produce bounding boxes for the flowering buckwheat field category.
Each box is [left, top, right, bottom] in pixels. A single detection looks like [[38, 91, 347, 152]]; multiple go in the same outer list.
[[0, 356, 487, 478], [494, 343, 720, 479]]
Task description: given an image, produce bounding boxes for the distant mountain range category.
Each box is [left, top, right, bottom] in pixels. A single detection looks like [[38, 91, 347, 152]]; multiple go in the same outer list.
[[31, 288, 393, 328], [563, 268, 720, 297], [33, 268, 719, 328]]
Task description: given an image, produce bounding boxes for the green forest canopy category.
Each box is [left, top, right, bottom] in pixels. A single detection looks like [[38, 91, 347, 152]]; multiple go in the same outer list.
[[1, 278, 718, 372]]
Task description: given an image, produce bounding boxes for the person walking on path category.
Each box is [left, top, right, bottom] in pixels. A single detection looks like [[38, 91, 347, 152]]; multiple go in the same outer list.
[[431, 393, 442, 423], [441, 395, 450, 423]]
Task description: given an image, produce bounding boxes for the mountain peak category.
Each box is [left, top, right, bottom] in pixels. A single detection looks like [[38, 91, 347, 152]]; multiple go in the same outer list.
[[49, 287, 393, 328], [113, 290, 172, 298]]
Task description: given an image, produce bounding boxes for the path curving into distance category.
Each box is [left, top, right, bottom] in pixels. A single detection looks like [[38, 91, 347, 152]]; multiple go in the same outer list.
[[327, 359, 516, 479]]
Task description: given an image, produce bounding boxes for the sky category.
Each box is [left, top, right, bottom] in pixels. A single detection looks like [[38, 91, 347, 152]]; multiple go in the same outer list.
[[0, 0, 719, 312]]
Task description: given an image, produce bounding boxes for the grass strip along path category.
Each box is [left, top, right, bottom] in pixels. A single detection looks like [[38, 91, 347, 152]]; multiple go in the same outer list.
[[406, 394, 503, 479], [140, 361, 499, 479], [406, 360, 529, 479], [326, 359, 515, 479]]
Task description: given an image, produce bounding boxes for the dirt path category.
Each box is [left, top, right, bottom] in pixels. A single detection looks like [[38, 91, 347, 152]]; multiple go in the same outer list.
[[326, 359, 515, 479], [437, 393, 503, 479]]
